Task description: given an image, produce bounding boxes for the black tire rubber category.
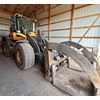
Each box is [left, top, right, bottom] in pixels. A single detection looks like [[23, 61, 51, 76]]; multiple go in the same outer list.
[[15, 43, 35, 70], [2, 40, 11, 57]]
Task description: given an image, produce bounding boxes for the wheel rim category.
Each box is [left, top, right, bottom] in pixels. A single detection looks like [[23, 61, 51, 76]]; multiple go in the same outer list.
[[16, 49, 23, 65]]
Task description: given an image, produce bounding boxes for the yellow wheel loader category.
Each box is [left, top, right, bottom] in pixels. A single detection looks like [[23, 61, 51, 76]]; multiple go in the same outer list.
[[1, 13, 100, 96]]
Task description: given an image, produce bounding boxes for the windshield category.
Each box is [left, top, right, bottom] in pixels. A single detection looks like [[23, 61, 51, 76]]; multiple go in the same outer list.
[[17, 16, 36, 32]]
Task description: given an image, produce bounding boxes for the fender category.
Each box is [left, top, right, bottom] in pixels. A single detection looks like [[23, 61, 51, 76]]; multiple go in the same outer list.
[[14, 40, 29, 48]]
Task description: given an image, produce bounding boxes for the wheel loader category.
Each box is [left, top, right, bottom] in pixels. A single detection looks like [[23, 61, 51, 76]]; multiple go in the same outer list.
[[1, 13, 100, 96]]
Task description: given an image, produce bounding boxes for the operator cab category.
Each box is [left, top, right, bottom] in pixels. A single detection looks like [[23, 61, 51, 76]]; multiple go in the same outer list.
[[10, 13, 37, 34]]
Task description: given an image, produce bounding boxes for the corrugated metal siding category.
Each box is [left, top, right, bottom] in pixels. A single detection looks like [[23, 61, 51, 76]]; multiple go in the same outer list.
[[37, 11, 48, 20], [37, 4, 72, 42], [74, 16, 100, 27], [51, 21, 71, 29], [75, 4, 86, 8], [51, 12, 71, 23], [80, 39, 100, 47], [74, 5, 100, 18], [51, 4, 72, 16], [0, 13, 10, 19], [39, 18, 48, 25], [38, 25, 48, 30], [73, 4, 100, 47], [0, 12, 10, 39], [50, 30, 70, 37], [73, 28, 100, 37], [37, 4, 100, 48]]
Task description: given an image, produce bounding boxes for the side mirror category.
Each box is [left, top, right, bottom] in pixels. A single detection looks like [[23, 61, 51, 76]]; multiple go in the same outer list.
[[37, 21, 40, 27], [11, 16, 16, 22]]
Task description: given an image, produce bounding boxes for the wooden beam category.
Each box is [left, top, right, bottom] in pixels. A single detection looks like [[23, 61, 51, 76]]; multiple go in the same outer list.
[[40, 4, 45, 12], [22, 5, 29, 15], [31, 4, 62, 18], [28, 4, 45, 17], [29, 5, 40, 10], [38, 9, 71, 22], [44, 36, 100, 39], [13, 4, 19, 14], [0, 9, 12, 16], [32, 5, 49, 16], [74, 25, 100, 29], [37, 4, 93, 21], [48, 4, 51, 40], [38, 13, 100, 27], [51, 19, 70, 24], [37, 4, 62, 15], [0, 16, 10, 20], [42, 25, 100, 32], [70, 4, 75, 42], [38, 10, 98, 22], [0, 22, 10, 26], [28, 5, 37, 17], [75, 4, 93, 10], [78, 15, 100, 43], [43, 28, 70, 32], [13, 5, 25, 14], [0, 5, 6, 9], [28, 5, 48, 18], [74, 13, 100, 20], [5, 4, 10, 12]]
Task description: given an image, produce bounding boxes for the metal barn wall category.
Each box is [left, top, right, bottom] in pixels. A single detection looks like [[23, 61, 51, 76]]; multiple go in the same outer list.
[[50, 4, 72, 43], [37, 4, 100, 51], [73, 4, 100, 47], [0, 12, 10, 40], [37, 4, 72, 42], [0, 4, 99, 51]]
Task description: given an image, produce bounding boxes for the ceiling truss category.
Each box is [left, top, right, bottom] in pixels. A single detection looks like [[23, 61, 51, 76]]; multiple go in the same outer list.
[[0, 4, 49, 18]]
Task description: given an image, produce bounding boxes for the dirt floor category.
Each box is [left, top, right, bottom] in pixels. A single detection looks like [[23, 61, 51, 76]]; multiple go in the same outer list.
[[0, 54, 68, 96], [0, 43, 94, 96]]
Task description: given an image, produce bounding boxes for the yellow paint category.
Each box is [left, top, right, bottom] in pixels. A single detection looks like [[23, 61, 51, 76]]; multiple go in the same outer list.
[[10, 32, 38, 41]]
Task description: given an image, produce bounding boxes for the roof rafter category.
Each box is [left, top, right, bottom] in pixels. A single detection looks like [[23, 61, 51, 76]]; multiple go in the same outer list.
[[0, 4, 50, 18], [28, 5, 38, 17], [0, 9, 13, 16], [29, 4, 49, 17], [22, 5, 29, 16], [5, 4, 10, 12], [13, 4, 19, 14], [29, 5, 41, 11]]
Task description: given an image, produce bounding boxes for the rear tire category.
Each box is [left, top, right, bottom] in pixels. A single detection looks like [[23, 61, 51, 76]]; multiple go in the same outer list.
[[2, 39, 11, 57], [15, 43, 35, 70]]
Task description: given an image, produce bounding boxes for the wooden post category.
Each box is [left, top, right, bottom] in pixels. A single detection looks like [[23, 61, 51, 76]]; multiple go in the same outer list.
[[78, 15, 100, 43], [70, 4, 75, 42], [48, 4, 51, 40]]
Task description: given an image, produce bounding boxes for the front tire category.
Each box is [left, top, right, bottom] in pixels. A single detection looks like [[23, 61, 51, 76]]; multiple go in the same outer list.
[[15, 43, 35, 70]]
